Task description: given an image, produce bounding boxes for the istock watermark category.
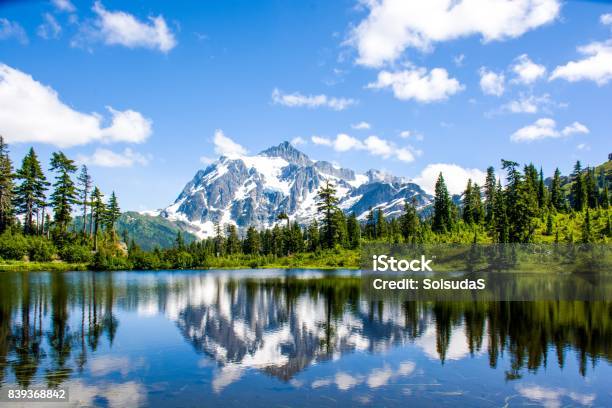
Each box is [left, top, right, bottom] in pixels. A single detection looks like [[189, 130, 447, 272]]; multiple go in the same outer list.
[[360, 243, 612, 301]]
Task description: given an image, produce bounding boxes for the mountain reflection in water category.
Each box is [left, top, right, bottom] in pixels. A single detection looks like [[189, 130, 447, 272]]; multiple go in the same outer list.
[[0, 269, 610, 407]]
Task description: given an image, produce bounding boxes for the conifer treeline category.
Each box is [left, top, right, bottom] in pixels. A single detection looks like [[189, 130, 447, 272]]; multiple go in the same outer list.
[[1, 135, 610, 270], [0, 137, 122, 265]]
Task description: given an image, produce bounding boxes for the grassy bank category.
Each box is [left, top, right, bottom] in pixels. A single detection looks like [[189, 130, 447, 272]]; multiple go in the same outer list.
[[0, 260, 89, 272]]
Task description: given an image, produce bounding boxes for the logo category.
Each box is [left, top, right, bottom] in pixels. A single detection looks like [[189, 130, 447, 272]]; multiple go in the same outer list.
[[372, 255, 433, 272]]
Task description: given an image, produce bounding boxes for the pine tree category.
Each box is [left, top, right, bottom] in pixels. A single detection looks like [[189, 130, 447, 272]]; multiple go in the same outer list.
[[502, 160, 536, 242], [243, 226, 261, 254], [0, 136, 15, 232], [570, 161, 586, 211], [492, 179, 509, 243], [400, 198, 420, 243], [77, 165, 92, 236], [432, 173, 452, 233], [581, 209, 592, 244], [550, 168, 564, 211], [105, 191, 121, 240], [537, 167, 547, 209], [226, 224, 240, 254], [346, 212, 361, 249], [471, 183, 484, 223], [175, 231, 185, 251], [91, 187, 105, 251], [316, 180, 339, 248], [364, 208, 376, 239], [375, 208, 387, 239], [545, 213, 554, 236], [14, 148, 49, 234], [306, 220, 320, 252], [462, 179, 474, 224], [49, 151, 78, 233], [585, 167, 599, 209], [484, 167, 496, 225]]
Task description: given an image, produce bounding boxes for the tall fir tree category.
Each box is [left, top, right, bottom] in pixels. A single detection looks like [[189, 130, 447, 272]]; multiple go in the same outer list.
[[484, 166, 496, 225], [471, 183, 484, 223], [570, 161, 586, 211], [400, 198, 420, 243], [537, 167, 547, 209], [49, 151, 78, 233], [585, 167, 599, 209], [90, 187, 105, 251], [346, 212, 361, 249], [105, 191, 121, 240], [432, 173, 453, 233], [243, 226, 261, 254], [0, 136, 15, 232], [550, 168, 564, 211], [77, 165, 92, 236], [14, 148, 48, 234], [316, 180, 340, 248], [462, 179, 474, 224]]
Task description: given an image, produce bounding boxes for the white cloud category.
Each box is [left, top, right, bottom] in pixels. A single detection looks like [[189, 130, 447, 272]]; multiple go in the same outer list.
[[271, 88, 356, 111], [399, 130, 424, 141], [561, 121, 589, 136], [213, 129, 247, 157], [349, 0, 560, 67], [577, 143, 590, 151], [511, 54, 546, 84], [37, 13, 62, 40], [311, 133, 417, 162], [454, 54, 465, 67], [510, 118, 589, 142], [84, 1, 176, 52], [290, 136, 307, 146], [77, 148, 150, 167], [52, 0, 76, 12], [413, 163, 486, 195], [601, 13, 612, 26], [550, 40, 612, 85], [199, 156, 215, 165], [367, 367, 394, 388], [351, 121, 371, 130], [517, 385, 595, 408], [0, 18, 28, 44], [502, 93, 553, 114], [479, 67, 505, 96], [335, 133, 364, 151], [367, 67, 464, 103], [0, 64, 152, 147], [311, 135, 332, 146]]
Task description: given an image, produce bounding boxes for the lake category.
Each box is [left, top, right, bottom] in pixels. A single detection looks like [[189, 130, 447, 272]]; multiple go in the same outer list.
[[0, 269, 610, 407]]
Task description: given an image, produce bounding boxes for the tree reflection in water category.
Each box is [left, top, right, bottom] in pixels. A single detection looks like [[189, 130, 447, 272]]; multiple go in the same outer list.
[[0, 270, 610, 388]]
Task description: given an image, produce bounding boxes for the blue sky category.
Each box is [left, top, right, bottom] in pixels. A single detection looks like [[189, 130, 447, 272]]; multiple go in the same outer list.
[[1, 0, 611, 210]]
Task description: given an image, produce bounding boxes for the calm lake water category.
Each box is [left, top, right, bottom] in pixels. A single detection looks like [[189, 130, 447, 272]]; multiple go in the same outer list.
[[0, 269, 610, 407]]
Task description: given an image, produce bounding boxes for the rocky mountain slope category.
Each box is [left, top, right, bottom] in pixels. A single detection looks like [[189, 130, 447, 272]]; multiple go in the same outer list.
[[158, 141, 431, 238]]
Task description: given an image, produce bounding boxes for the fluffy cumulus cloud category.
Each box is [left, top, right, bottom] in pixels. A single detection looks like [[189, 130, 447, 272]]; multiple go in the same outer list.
[[37, 13, 62, 40], [550, 40, 612, 85], [0, 18, 28, 44], [213, 130, 247, 157], [351, 121, 371, 130], [0, 64, 152, 148], [510, 118, 589, 142], [52, 0, 76, 13], [479, 67, 505, 96], [367, 67, 464, 103], [601, 13, 612, 26], [511, 54, 546, 84], [310, 133, 417, 162], [76, 148, 150, 167], [78, 1, 176, 52], [349, 0, 560, 67], [399, 130, 424, 141], [413, 163, 487, 195], [501, 93, 553, 114], [290, 136, 307, 146], [271, 88, 356, 111]]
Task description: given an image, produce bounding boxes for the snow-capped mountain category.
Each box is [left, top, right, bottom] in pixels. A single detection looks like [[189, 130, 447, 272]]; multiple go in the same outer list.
[[160, 141, 431, 238]]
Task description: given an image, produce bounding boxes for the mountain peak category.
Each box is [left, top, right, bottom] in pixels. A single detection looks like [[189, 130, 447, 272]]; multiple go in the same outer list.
[[259, 141, 312, 166]]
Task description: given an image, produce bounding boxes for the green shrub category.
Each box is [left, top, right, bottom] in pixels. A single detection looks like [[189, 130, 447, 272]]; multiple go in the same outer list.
[[59, 244, 93, 263], [0, 232, 29, 260], [28, 236, 56, 262]]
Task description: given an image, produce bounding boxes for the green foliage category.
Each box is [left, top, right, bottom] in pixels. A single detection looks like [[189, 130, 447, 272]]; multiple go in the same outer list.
[[59, 244, 93, 263], [0, 136, 15, 233], [27, 236, 56, 262], [13, 148, 49, 234], [49, 151, 78, 233], [0, 231, 29, 260]]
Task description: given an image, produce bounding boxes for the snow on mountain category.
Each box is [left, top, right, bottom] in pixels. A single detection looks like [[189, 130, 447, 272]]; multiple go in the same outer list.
[[161, 141, 431, 238]]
